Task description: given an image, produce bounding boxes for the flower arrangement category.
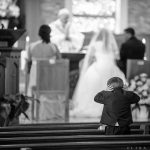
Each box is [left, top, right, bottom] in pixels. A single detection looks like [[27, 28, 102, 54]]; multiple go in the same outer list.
[[128, 73, 150, 104], [0, 0, 20, 18], [0, 94, 31, 127], [128, 73, 150, 121]]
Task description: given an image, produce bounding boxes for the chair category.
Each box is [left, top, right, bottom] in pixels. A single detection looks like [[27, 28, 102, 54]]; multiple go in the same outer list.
[[32, 59, 69, 122], [127, 59, 150, 80]]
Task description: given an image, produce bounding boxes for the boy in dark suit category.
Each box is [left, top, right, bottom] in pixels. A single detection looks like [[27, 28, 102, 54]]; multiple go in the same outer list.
[[94, 77, 140, 135]]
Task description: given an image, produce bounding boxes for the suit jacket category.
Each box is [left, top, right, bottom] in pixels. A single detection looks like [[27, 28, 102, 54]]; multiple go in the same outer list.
[[119, 36, 145, 75], [94, 89, 140, 127]]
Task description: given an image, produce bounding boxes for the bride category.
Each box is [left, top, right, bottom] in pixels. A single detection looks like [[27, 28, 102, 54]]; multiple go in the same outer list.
[[70, 28, 126, 119]]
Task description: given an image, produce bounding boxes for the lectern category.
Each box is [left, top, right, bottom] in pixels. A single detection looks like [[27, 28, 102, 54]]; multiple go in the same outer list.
[[0, 29, 25, 97]]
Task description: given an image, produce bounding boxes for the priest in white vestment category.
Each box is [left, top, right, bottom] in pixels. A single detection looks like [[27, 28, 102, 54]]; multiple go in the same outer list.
[[49, 8, 84, 53]]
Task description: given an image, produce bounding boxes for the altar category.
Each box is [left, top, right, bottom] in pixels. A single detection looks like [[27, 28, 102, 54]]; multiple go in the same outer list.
[[61, 52, 85, 98], [0, 29, 25, 97], [0, 29, 25, 126], [61, 52, 85, 71]]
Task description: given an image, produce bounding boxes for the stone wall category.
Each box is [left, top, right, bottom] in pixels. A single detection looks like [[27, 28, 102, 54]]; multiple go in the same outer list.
[[40, 0, 65, 25], [25, 0, 65, 42], [128, 0, 150, 34], [26, 0, 150, 42]]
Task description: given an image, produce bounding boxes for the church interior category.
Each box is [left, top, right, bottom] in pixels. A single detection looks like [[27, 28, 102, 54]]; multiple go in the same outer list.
[[0, 0, 150, 149]]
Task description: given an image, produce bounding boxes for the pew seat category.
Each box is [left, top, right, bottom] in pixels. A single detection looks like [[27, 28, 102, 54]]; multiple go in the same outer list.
[[0, 128, 144, 138], [0, 123, 141, 131], [0, 134, 150, 145], [0, 122, 149, 132], [0, 140, 150, 150]]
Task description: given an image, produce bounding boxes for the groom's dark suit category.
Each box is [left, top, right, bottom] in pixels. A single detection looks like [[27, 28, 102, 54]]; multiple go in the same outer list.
[[94, 89, 140, 134], [119, 36, 145, 75]]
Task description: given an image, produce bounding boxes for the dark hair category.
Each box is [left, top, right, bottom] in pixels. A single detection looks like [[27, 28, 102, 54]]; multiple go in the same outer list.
[[38, 25, 51, 43], [124, 27, 135, 36], [107, 77, 124, 90]]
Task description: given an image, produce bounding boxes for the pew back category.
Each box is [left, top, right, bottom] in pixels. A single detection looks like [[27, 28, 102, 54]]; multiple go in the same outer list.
[[127, 59, 150, 80]]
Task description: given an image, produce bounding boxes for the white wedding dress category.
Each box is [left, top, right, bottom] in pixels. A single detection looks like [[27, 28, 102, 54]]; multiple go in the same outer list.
[[70, 41, 126, 119]]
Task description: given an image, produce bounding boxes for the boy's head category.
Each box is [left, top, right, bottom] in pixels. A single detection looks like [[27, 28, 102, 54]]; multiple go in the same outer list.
[[107, 77, 124, 91]]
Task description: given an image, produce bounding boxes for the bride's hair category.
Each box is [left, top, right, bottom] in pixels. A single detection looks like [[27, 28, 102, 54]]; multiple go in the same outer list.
[[93, 28, 118, 53], [80, 28, 119, 76]]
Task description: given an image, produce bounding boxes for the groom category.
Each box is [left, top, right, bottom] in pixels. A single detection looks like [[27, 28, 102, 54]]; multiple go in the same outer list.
[[119, 27, 145, 76]]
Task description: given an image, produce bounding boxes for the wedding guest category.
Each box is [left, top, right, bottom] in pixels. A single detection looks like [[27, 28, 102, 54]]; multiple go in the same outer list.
[[49, 8, 84, 52], [26, 24, 61, 95]]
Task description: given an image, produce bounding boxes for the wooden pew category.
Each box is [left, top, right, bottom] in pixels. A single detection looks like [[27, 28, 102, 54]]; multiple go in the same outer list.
[[0, 128, 144, 138], [0, 123, 99, 131], [0, 139, 150, 150], [0, 124, 140, 132], [0, 122, 149, 132], [0, 134, 150, 145], [0, 122, 149, 149]]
